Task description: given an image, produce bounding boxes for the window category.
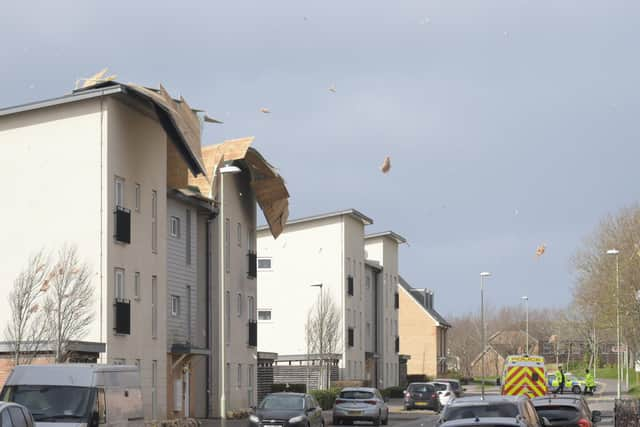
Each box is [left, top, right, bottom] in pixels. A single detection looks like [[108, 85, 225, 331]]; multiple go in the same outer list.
[[225, 291, 230, 344], [348, 327, 354, 347], [248, 364, 254, 387], [248, 296, 255, 320], [187, 285, 192, 341], [237, 293, 243, 317], [96, 388, 106, 424], [225, 219, 230, 273], [257, 258, 272, 270], [114, 268, 125, 300], [134, 272, 140, 300], [152, 360, 158, 419], [247, 227, 255, 251], [258, 309, 272, 321], [170, 216, 180, 238], [152, 276, 157, 339], [186, 209, 191, 264], [237, 223, 242, 247], [171, 295, 180, 316], [366, 276, 371, 290], [151, 190, 158, 253], [113, 358, 126, 365], [135, 183, 141, 212], [237, 364, 242, 388], [115, 176, 124, 208], [347, 276, 354, 296]]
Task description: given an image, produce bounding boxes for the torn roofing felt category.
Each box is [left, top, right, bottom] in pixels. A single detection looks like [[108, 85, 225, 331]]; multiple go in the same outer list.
[[191, 137, 290, 239], [76, 80, 207, 176]]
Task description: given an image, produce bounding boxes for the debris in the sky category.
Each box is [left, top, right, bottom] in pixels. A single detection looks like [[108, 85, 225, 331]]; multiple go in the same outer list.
[[380, 156, 391, 174], [204, 115, 224, 124], [328, 83, 337, 93], [419, 17, 431, 25], [503, 31, 509, 37], [303, 16, 308, 21], [260, 108, 271, 114], [535, 244, 546, 257], [28, 84, 35, 90], [514, 209, 519, 216]]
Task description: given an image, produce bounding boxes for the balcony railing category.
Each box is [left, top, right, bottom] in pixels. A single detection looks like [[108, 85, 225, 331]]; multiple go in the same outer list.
[[248, 320, 258, 347], [114, 206, 131, 244], [114, 299, 131, 335], [347, 276, 354, 296], [247, 251, 257, 278]]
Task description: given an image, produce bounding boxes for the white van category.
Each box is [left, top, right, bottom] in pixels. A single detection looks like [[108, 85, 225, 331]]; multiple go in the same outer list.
[[0, 364, 143, 427]]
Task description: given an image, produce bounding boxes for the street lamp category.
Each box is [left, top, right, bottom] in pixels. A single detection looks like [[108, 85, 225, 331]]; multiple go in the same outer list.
[[219, 163, 242, 419], [480, 272, 491, 400], [606, 248, 621, 399], [311, 284, 325, 389], [521, 296, 529, 355]]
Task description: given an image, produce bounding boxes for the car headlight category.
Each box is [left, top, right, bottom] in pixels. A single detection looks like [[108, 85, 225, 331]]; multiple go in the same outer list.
[[289, 415, 305, 424], [249, 415, 260, 423]]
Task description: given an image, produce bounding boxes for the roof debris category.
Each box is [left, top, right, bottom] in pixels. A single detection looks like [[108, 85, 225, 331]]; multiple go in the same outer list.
[[260, 108, 271, 114], [77, 68, 117, 90], [535, 244, 546, 257], [380, 156, 391, 174], [204, 115, 224, 124], [328, 83, 337, 93]]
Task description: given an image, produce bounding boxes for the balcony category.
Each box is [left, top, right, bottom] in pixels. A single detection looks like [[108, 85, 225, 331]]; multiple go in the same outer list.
[[247, 251, 257, 278], [347, 276, 354, 296], [395, 336, 400, 353], [114, 206, 131, 244], [114, 299, 131, 335], [394, 292, 399, 309], [348, 328, 354, 347], [248, 320, 258, 347]]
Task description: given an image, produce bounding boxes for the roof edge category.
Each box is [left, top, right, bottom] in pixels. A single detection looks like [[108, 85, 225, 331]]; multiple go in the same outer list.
[[257, 208, 373, 232], [365, 231, 407, 244]]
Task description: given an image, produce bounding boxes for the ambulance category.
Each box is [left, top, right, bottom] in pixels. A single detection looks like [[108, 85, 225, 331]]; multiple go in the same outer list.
[[500, 355, 548, 398]]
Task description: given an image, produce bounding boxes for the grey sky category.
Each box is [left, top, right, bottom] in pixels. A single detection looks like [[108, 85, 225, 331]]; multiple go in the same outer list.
[[2, 0, 640, 315]]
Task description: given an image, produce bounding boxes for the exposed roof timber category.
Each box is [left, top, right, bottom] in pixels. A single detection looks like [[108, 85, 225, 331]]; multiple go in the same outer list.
[[365, 230, 407, 244]]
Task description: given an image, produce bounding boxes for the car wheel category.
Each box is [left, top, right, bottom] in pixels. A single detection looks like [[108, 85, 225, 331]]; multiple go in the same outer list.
[[374, 411, 381, 426], [382, 411, 388, 425], [572, 386, 581, 394]]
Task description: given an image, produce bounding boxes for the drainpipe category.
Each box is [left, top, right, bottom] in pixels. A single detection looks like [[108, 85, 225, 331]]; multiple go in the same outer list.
[[205, 211, 216, 418]]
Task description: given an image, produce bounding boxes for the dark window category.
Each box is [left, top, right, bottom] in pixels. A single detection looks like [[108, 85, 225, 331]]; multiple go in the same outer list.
[[258, 258, 272, 269], [534, 405, 580, 423], [186, 209, 191, 265], [8, 408, 27, 427], [407, 384, 435, 393], [114, 299, 131, 335], [394, 292, 399, 309], [347, 276, 354, 296], [339, 391, 374, 399], [247, 252, 257, 278], [248, 320, 258, 347], [395, 336, 400, 353], [348, 328, 354, 347], [443, 403, 519, 421], [114, 206, 131, 243]]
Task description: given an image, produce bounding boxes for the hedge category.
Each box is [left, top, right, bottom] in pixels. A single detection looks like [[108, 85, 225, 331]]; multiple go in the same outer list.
[[381, 386, 405, 399], [310, 388, 341, 410]]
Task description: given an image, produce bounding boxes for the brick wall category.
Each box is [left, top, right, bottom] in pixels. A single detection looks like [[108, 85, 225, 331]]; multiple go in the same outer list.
[[0, 355, 55, 389]]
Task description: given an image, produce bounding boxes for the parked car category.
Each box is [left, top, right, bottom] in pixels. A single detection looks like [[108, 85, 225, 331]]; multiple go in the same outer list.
[[439, 418, 527, 427], [403, 383, 441, 412], [0, 402, 35, 427], [0, 364, 143, 427], [531, 395, 602, 427], [547, 373, 585, 394], [332, 387, 389, 425], [438, 395, 549, 427], [435, 379, 465, 397], [429, 382, 455, 407], [250, 393, 324, 427]]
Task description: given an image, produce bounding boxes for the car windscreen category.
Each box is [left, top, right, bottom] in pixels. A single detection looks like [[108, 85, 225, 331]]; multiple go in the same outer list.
[[443, 403, 520, 420], [444, 424, 518, 427], [0, 385, 94, 422], [432, 383, 447, 392], [339, 391, 374, 399], [534, 405, 580, 422], [408, 384, 434, 393], [259, 395, 304, 410]]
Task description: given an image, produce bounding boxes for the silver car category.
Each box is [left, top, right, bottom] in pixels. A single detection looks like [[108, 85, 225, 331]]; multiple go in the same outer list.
[[332, 387, 389, 425]]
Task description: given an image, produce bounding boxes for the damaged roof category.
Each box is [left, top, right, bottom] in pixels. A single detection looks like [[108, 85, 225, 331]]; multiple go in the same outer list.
[[399, 276, 451, 327]]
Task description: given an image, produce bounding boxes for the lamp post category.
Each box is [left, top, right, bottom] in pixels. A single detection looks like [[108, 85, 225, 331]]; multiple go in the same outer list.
[[521, 296, 529, 355], [480, 272, 491, 400], [219, 164, 242, 419], [606, 248, 621, 399], [311, 283, 324, 389]]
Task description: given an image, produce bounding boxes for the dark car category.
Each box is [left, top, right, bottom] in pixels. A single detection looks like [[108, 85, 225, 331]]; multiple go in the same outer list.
[[531, 395, 602, 427], [440, 417, 526, 427], [404, 383, 441, 412], [0, 402, 35, 427], [438, 396, 547, 427], [250, 393, 324, 427], [435, 379, 465, 397]]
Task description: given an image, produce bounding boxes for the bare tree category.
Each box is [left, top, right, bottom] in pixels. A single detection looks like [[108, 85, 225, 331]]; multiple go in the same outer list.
[[305, 289, 341, 388], [43, 245, 94, 362], [4, 250, 51, 365]]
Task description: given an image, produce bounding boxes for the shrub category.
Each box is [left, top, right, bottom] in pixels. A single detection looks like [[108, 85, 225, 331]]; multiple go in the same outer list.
[[381, 386, 405, 399], [406, 374, 432, 383], [272, 383, 307, 393], [310, 388, 341, 410]]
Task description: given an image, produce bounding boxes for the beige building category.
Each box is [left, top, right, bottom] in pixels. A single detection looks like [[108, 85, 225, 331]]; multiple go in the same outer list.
[[0, 82, 288, 419], [398, 277, 451, 378], [257, 210, 403, 388]]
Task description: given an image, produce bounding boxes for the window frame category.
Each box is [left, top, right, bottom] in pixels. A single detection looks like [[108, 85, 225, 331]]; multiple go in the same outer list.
[[135, 183, 141, 212], [171, 295, 180, 317], [258, 309, 272, 321], [170, 216, 181, 238], [134, 272, 141, 300], [237, 293, 243, 317], [114, 268, 125, 300], [237, 222, 242, 247], [151, 190, 158, 253], [114, 176, 125, 208], [257, 257, 272, 270]]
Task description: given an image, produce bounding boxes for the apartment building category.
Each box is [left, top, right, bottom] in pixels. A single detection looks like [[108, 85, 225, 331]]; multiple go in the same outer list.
[[0, 81, 289, 419], [257, 209, 403, 388]]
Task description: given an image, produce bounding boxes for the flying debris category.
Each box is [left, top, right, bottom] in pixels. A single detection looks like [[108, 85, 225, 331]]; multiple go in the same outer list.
[[419, 17, 431, 25], [380, 156, 391, 174], [328, 83, 337, 93], [77, 68, 117, 89], [514, 209, 519, 216], [535, 244, 546, 257], [260, 108, 271, 114], [204, 115, 224, 124]]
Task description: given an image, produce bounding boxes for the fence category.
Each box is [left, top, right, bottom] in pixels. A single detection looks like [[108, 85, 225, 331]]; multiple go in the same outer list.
[[615, 399, 640, 427]]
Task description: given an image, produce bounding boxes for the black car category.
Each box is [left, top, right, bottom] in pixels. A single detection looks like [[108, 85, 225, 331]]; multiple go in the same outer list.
[[438, 395, 547, 427], [404, 383, 441, 412], [250, 393, 324, 427], [531, 395, 602, 427]]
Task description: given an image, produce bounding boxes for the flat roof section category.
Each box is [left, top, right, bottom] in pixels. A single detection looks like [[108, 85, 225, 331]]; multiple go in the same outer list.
[[257, 208, 373, 232], [365, 230, 407, 244]]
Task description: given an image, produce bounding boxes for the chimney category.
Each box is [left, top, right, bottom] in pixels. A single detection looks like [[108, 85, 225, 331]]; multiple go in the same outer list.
[[430, 291, 435, 309]]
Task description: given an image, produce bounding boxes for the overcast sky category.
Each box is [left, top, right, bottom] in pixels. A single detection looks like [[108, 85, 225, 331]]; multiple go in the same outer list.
[[2, 0, 640, 316]]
